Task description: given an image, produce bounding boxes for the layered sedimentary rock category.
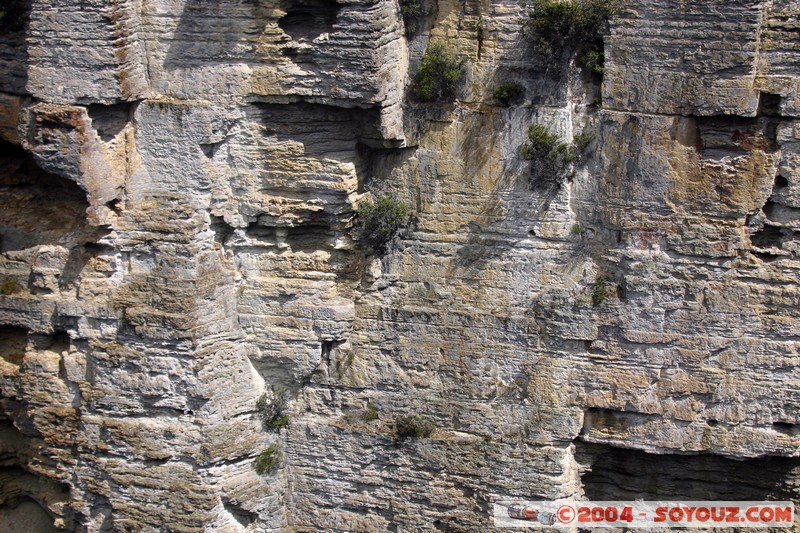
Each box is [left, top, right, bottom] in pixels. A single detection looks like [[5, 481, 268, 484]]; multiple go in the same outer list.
[[0, 0, 799, 531]]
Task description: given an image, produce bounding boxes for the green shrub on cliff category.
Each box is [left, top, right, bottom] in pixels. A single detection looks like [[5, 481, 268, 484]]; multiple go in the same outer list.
[[256, 392, 289, 430], [522, 123, 576, 187], [525, 0, 620, 76], [492, 82, 526, 107], [400, 0, 432, 36], [253, 445, 281, 475], [592, 276, 609, 306], [355, 194, 412, 254], [0, 278, 21, 295], [411, 42, 465, 102], [396, 414, 435, 439]]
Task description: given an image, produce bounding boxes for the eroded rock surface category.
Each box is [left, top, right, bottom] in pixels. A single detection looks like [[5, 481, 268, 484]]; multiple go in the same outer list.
[[0, 0, 799, 531]]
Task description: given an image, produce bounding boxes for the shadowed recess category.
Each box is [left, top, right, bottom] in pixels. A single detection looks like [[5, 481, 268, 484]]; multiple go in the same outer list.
[[278, 0, 340, 41], [576, 441, 800, 501]]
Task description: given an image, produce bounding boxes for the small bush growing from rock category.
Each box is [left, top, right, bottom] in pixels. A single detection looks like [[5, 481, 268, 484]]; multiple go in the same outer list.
[[256, 392, 289, 430], [522, 123, 576, 186], [0, 278, 20, 295], [525, 0, 620, 76], [411, 42, 465, 102], [573, 131, 595, 153], [576, 48, 605, 76], [592, 276, 609, 306], [526, 0, 620, 50], [492, 82, 526, 107], [253, 445, 281, 475], [399, 0, 432, 36], [361, 403, 379, 422], [355, 194, 412, 254], [523, 124, 561, 160], [396, 414, 435, 439]]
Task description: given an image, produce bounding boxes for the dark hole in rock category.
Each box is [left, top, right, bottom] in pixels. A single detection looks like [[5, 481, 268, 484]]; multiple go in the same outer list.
[[576, 441, 800, 501], [286, 224, 333, 252], [774, 175, 789, 191], [0, 465, 71, 532], [223, 498, 257, 528], [763, 200, 800, 225], [764, 120, 780, 153], [0, 496, 64, 533], [752, 250, 782, 262], [0, 326, 27, 366], [0, 0, 31, 35], [758, 92, 782, 117], [751, 224, 793, 249], [29, 331, 69, 353], [278, 0, 340, 42], [199, 141, 224, 158], [321, 340, 335, 358], [86, 103, 131, 143], [763, 200, 780, 220], [0, 138, 103, 253], [105, 199, 121, 215], [0, 139, 75, 188], [210, 215, 234, 247], [773, 422, 800, 436], [244, 223, 276, 241]]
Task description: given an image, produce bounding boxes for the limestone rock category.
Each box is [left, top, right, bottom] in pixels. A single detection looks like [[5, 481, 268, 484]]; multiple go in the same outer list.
[[0, 0, 799, 531]]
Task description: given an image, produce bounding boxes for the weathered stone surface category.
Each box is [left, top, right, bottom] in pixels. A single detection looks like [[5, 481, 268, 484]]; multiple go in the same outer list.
[[1, 0, 799, 531]]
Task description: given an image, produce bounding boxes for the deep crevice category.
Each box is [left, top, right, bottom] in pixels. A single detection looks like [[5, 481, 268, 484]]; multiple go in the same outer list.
[[751, 224, 794, 249], [210, 215, 234, 248], [774, 175, 789, 192], [757, 92, 782, 117], [86, 103, 132, 143], [278, 0, 340, 42], [773, 422, 800, 436], [0, 326, 27, 366], [0, 139, 106, 254], [286, 224, 334, 253], [576, 441, 800, 501], [222, 498, 257, 528]]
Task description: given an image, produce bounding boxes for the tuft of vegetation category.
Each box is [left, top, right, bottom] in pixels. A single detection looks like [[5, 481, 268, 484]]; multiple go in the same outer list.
[[396, 414, 435, 440], [411, 42, 465, 102], [492, 82, 526, 107], [355, 194, 412, 255], [577, 48, 605, 76], [525, 0, 621, 76], [574, 131, 594, 153], [526, 0, 620, 48], [522, 124, 561, 160], [522, 123, 576, 187], [0, 278, 20, 296], [591, 276, 609, 306], [256, 392, 289, 430], [399, 0, 432, 36], [253, 445, 282, 476], [361, 403, 379, 422]]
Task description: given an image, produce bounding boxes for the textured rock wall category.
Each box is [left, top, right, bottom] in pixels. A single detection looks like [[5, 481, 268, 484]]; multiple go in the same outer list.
[[0, 0, 799, 531]]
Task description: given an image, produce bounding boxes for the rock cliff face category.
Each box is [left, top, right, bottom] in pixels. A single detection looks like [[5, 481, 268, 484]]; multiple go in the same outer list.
[[0, 0, 799, 531]]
